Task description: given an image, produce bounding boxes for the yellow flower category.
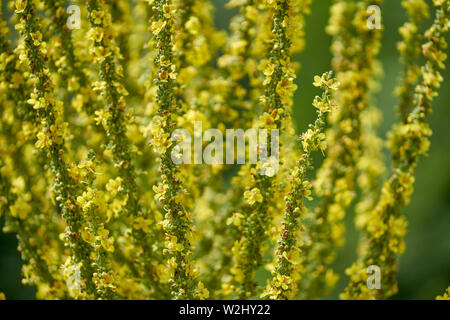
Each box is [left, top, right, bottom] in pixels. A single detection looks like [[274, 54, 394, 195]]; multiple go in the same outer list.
[[31, 31, 42, 46], [282, 248, 302, 265], [325, 269, 339, 288], [151, 20, 167, 35], [10, 200, 31, 220], [226, 212, 245, 226], [244, 188, 263, 205], [389, 216, 408, 238], [91, 10, 104, 25], [35, 130, 52, 149], [27, 94, 47, 110], [106, 177, 123, 197], [152, 183, 168, 202], [259, 111, 279, 129], [159, 55, 171, 67], [92, 46, 111, 63], [159, 64, 177, 82], [77, 190, 95, 213], [165, 235, 184, 252], [162, 4, 172, 18], [15, 0, 27, 13], [275, 274, 292, 290], [436, 287, 450, 300], [94, 110, 110, 129], [185, 16, 200, 35], [81, 224, 95, 245], [276, 77, 297, 106], [313, 73, 340, 90], [245, 6, 259, 22], [97, 226, 115, 253], [90, 27, 104, 43], [313, 75, 324, 87], [263, 62, 275, 84]]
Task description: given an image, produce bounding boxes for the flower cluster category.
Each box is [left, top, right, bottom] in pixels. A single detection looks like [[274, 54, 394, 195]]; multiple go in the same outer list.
[[299, 0, 384, 299], [262, 72, 338, 300], [226, 0, 313, 299], [396, 0, 430, 122], [149, 0, 204, 300], [13, 0, 105, 298]]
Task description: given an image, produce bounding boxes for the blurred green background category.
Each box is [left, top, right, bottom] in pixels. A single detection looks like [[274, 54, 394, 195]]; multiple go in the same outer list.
[[1, 0, 449, 299]]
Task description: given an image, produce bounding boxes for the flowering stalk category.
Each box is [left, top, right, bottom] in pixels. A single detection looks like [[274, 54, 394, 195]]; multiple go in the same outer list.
[[149, 0, 207, 300], [14, 0, 98, 297], [0, 8, 72, 298], [169, 0, 228, 294], [300, 0, 383, 299], [342, 0, 450, 299], [86, 0, 139, 217], [191, 0, 264, 296], [172, 0, 213, 188], [42, 0, 106, 162], [229, 0, 308, 299], [0, 57, 57, 299], [86, 0, 167, 297], [262, 72, 338, 299], [352, 106, 385, 249], [75, 152, 117, 299], [40, 2, 155, 296], [0, 150, 58, 294]]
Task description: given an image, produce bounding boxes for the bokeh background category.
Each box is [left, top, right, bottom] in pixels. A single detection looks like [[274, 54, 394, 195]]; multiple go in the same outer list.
[[1, 0, 449, 299]]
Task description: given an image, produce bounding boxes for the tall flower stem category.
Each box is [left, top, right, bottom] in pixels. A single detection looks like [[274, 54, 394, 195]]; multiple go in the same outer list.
[[149, 0, 206, 300], [300, 0, 383, 299], [263, 72, 339, 299], [15, 0, 97, 297]]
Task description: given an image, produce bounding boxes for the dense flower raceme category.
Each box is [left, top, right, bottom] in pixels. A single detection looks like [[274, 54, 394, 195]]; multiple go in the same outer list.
[[299, 0, 384, 299], [0, 0, 448, 300]]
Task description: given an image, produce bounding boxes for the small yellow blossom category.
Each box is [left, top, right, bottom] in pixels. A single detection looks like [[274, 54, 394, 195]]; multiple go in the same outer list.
[[227, 212, 245, 226], [244, 188, 263, 205], [91, 10, 104, 25], [151, 20, 167, 35]]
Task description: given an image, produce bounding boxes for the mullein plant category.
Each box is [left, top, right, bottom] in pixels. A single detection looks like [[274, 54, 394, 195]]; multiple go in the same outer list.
[[0, 0, 448, 300], [0, 6, 62, 297], [262, 72, 339, 300], [297, 0, 385, 299], [222, 0, 313, 299], [12, 0, 102, 298]]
